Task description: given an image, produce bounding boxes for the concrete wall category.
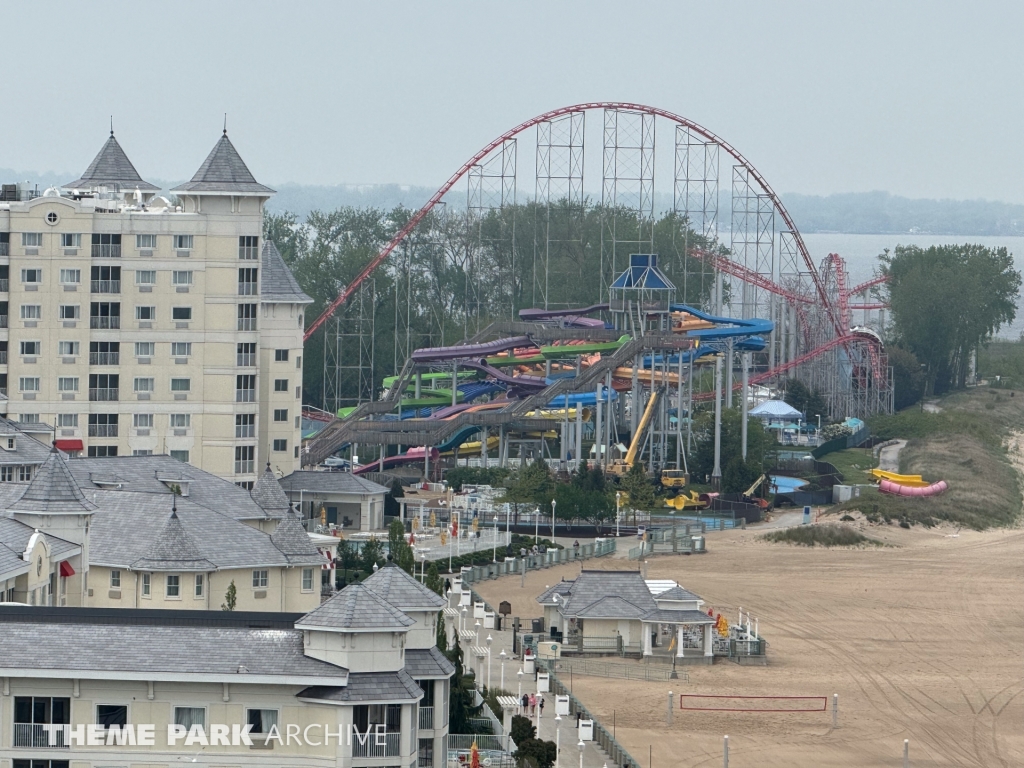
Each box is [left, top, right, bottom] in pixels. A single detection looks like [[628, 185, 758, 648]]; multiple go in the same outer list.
[[303, 629, 406, 673]]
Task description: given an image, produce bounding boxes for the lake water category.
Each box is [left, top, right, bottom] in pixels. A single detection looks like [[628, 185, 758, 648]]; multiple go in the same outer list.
[[800, 234, 1024, 339]]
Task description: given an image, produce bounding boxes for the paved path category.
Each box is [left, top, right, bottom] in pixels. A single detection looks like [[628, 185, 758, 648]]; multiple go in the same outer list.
[[876, 439, 906, 472]]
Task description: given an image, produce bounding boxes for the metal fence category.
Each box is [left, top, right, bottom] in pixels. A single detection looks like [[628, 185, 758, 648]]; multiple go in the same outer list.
[[540, 656, 685, 682], [460, 538, 616, 584]]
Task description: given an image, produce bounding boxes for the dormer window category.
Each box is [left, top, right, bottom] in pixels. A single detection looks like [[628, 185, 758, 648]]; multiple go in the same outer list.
[[3, 436, 14, 451]]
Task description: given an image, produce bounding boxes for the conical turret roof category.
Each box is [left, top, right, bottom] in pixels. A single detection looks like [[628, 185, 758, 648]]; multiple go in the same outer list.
[[261, 241, 312, 304], [9, 446, 97, 515], [251, 461, 291, 515], [64, 132, 158, 192], [131, 505, 217, 572], [271, 511, 325, 565], [172, 132, 274, 195]]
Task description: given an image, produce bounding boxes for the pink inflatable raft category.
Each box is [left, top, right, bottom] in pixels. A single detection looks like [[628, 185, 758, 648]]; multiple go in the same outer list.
[[879, 478, 949, 497]]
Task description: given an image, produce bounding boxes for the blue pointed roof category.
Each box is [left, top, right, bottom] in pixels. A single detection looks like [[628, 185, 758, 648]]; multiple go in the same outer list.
[[610, 254, 675, 291]]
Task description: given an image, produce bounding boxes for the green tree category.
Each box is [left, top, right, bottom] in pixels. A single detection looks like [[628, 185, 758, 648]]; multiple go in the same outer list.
[[691, 408, 775, 492], [888, 345, 926, 410], [387, 519, 415, 574], [498, 458, 554, 518], [444, 641, 482, 733], [360, 537, 385, 574], [509, 715, 536, 746], [516, 738, 558, 768], [425, 561, 444, 596], [220, 580, 237, 611], [881, 244, 1021, 393], [620, 461, 658, 520], [384, 479, 405, 518]]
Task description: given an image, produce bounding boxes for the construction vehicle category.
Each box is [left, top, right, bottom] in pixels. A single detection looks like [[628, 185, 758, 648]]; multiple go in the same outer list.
[[742, 474, 770, 509], [607, 389, 660, 478], [664, 490, 706, 510], [661, 469, 689, 489]]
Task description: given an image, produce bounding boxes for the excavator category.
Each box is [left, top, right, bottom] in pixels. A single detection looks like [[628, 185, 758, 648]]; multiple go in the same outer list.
[[607, 389, 661, 478], [742, 474, 770, 509]]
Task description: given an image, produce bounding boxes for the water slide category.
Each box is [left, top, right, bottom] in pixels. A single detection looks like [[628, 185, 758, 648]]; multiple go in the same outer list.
[[879, 478, 949, 496], [518, 304, 609, 328], [411, 336, 535, 362], [353, 447, 440, 475], [460, 360, 549, 392], [869, 469, 930, 487]]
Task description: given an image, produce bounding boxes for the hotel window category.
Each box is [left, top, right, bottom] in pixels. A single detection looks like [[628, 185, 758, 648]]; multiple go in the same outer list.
[[172, 306, 192, 321], [135, 342, 154, 357], [97, 704, 128, 731], [273, 439, 287, 452], [171, 378, 191, 392], [170, 450, 190, 463], [237, 342, 256, 366], [60, 268, 81, 284], [136, 305, 156, 321], [133, 377, 154, 393], [20, 304, 41, 319], [239, 235, 259, 259], [172, 270, 193, 286], [237, 303, 256, 331], [57, 413, 78, 428], [59, 304, 80, 320], [246, 708, 279, 735], [19, 377, 40, 392], [133, 413, 154, 429], [274, 379, 288, 392], [234, 445, 254, 474], [21, 269, 42, 284], [238, 267, 258, 295], [173, 707, 205, 730], [91, 233, 122, 257], [142, 573, 151, 596], [19, 466, 31, 482], [173, 235, 193, 251], [135, 269, 156, 285], [166, 574, 180, 598], [21, 232, 42, 247], [58, 341, 79, 357], [171, 342, 192, 358], [194, 574, 204, 598], [252, 569, 269, 588], [62, 233, 82, 248], [57, 377, 79, 392], [110, 570, 121, 589], [273, 408, 288, 422], [236, 374, 256, 402], [235, 413, 255, 438], [275, 349, 289, 362], [170, 414, 191, 428], [0, 467, 13, 481], [87, 445, 118, 457], [136, 234, 157, 249], [133, 449, 153, 456], [20, 341, 40, 356], [302, 568, 314, 592]]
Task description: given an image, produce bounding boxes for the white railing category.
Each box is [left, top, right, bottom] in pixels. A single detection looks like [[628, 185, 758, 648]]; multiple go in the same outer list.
[[14, 723, 69, 748], [419, 705, 434, 730], [351, 731, 400, 757]]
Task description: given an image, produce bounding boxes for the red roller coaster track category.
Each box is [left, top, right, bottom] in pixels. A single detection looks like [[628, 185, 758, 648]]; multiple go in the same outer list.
[[303, 102, 844, 342]]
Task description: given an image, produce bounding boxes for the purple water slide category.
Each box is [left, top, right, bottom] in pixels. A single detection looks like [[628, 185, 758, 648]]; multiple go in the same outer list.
[[518, 304, 609, 322], [461, 360, 548, 390], [353, 447, 439, 475], [411, 336, 536, 363]]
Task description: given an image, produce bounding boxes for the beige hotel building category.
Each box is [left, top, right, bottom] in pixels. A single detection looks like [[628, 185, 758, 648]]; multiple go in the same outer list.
[[0, 131, 311, 485]]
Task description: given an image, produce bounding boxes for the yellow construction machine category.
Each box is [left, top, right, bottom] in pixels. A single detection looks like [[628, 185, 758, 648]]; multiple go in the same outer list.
[[607, 389, 660, 478]]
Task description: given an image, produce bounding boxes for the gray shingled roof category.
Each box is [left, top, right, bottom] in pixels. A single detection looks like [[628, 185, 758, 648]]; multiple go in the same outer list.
[[654, 586, 702, 602], [297, 583, 415, 631], [362, 563, 447, 610], [64, 133, 159, 192], [537, 580, 575, 605], [558, 570, 657, 620], [297, 669, 423, 703], [0, 417, 54, 468], [261, 241, 312, 305], [0, 518, 79, 579], [279, 471, 388, 496], [66, 454, 285, 522], [172, 133, 275, 195], [8, 448, 97, 515], [130, 508, 218, 572], [270, 513, 326, 566], [404, 647, 456, 678], [0, 621, 346, 682], [251, 462, 292, 514], [573, 595, 648, 619], [641, 608, 715, 625]]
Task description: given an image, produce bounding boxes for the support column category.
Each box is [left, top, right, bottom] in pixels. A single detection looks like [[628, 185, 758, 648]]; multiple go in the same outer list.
[[725, 340, 733, 409], [595, 381, 603, 469], [711, 354, 723, 489], [741, 352, 749, 460], [452, 363, 459, 407], [604, 370, 613, 467], [481, 428, 488, 468], [575, 407, 583, 470], [676, 624, 685, 657], [703, 624, 713, 657], [643, 622, 653, 656]]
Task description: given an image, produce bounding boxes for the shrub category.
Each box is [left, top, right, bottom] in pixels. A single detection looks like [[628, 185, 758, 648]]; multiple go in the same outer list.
[[763, 524, 880, 547]]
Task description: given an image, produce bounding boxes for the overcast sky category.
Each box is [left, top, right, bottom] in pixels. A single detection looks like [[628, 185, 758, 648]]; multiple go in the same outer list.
[[2, 1, 1021, 202]]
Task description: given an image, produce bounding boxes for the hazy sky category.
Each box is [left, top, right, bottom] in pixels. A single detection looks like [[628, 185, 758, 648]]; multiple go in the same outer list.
[[2, 1, 1021, 202]]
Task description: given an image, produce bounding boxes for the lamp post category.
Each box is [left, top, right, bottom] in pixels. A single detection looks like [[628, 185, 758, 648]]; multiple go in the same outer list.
[[534, 510, 539, 543], [551, 499, 557, 538], [493, 515, 499, 562], [615, 491, 621, 537], [577, 739, 585, 768], [486, 634, 493, 690], [460, 605, 467, 634], [499, 649, 507, 689], [475, 619, 481, 647], [506, 502, 512, 546], [555, 713, 562, 768], [517, 668, 524, 712], [420, 552, 427, 583]]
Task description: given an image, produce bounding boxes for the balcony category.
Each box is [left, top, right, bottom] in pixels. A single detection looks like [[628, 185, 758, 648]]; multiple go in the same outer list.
[[88, 424, 118, 438], [89, 388, 119, 402], [237, 353, 256, 366], [237, 318, 257, 331], [0, 279, 8, 292], [236, 424, 256, 438], [90, 316, 120, 329], [238, 282, 258, 296], [91, 280, 121, 294], [0, 243, 8, 257], [419, 706, 434, 730], [91, 244, 121, 258], [13, 723, 69, 748], [89, 352, 119, 366], [352, 731, 400, 758], [234, 460, 255, 474], [236, 389, 256, 403]]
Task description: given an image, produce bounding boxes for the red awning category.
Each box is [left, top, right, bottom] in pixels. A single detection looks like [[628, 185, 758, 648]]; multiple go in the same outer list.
[[54, 439, 84, 452], [59, 561, 75, 578]]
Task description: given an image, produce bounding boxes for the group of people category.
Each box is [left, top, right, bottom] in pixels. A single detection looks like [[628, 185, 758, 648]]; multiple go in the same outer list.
[[520, 691, 544, 716]]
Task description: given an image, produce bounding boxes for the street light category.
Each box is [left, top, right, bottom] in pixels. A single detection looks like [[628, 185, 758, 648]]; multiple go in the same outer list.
[[615, 491, 621, 537], [551, 499, 557, 538], [815, 413, 821, 431], [475, 619, 481, 647], [420, 551, 428, 583], [499, 649, 507, 689], [577, 739, 585, 768], [460, 605, 468, 633], [555, 713, 562, 768], [493, 515, 499, 562], [486, 634, 493, 690], [517, 668, 524, 712], [534, 509, 539, 543]]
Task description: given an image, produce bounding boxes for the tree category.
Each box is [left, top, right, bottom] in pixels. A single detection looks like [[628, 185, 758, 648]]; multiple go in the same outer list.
[[384, 479, 405, 518], [444, 640, 482, 733], [690, 408, 775, 493], [619, 461, 658, 521], [888, 345, 926, 410], [515, 738, 558, 768], [497, 458, 554, 519], [221, 580, 237, 611], [387, 519, 415, 574], [509, 715, 536, 746], [881, 244, 1021, 393], [425, 562, 444, 596], [360, 537, 385, 574], [782, 379, 827, 423], [336, 539, 360, 586]]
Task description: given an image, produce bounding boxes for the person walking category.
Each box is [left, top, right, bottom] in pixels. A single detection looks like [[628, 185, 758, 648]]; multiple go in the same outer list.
[[529, 693, 537, 716], [521, 693, 529, 714], [538, 696, 545, 717]]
